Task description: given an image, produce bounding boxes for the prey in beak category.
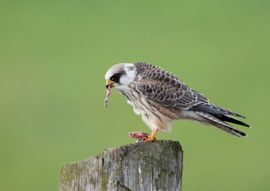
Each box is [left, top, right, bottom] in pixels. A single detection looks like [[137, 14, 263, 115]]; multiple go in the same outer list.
[[104, 80, 114, 108], [105, 80, 114, 89]]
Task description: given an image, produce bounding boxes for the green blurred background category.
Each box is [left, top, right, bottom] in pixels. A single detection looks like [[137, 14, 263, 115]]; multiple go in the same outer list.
[[0, 0, 269, 190]]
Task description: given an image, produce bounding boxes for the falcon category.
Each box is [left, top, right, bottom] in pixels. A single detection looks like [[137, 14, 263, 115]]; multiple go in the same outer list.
[[104, 62, 250, 141]]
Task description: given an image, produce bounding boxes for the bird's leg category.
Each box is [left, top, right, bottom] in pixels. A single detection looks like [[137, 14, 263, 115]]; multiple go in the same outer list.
[[144, 128, 158, 141]]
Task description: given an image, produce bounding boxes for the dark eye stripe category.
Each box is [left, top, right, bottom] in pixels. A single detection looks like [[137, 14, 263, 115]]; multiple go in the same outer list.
[[110, 71, 126, 83], [110, 73, 119, 82]]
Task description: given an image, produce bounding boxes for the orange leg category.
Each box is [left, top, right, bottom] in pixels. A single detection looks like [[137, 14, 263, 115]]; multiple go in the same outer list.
[[144, 128, 158, 141]]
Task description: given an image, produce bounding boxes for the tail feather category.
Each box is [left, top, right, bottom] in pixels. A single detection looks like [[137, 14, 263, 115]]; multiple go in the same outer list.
[[191, 103, 246, 118], [196, 112, 247, 137], [212, 114, 250, 128]]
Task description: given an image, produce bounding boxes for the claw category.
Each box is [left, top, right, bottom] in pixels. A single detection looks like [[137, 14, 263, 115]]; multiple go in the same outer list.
[[143, 135, 156, 141]]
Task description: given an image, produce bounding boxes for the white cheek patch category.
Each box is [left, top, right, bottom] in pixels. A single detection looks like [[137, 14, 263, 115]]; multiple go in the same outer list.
[[119, 66, 136, 86]]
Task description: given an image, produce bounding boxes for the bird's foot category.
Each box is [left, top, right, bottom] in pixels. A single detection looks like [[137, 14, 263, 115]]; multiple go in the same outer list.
[[143, 135, 157, 142], [143, 128, 158, 142]]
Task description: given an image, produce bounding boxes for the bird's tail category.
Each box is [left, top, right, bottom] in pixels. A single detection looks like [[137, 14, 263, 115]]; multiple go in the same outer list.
[[196, 112, 248, 137], [190, 103, 250, 137]]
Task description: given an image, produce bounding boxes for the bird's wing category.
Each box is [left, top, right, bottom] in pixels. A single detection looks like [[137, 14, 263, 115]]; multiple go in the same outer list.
[[134, 63, 249, 137], [134, 63, 208, 109]]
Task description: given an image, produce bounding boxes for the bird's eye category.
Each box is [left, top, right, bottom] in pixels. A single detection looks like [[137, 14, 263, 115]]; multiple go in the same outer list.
[[110, 73, 121, 83]]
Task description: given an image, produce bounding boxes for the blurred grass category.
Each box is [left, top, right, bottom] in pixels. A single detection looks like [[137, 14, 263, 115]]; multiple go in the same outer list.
[[0, 0, 269, 190]]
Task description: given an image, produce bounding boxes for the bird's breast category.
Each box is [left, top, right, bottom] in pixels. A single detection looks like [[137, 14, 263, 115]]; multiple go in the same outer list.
[[124, 90, 172, 132], [126, 99, 141, 115]]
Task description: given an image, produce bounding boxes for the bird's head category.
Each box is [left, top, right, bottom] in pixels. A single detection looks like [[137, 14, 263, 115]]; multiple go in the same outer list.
[[105, 63, 136, 92]]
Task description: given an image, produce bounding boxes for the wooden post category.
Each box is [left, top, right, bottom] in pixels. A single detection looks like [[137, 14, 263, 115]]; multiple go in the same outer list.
[[59, 140, 183, 191]]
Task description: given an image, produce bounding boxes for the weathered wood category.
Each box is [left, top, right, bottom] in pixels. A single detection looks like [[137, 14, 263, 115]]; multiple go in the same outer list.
[[60, 140, 183, 191]]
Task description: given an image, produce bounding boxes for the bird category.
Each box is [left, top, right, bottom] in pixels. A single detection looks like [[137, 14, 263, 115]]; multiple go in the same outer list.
[[104, 62, 250, 141]]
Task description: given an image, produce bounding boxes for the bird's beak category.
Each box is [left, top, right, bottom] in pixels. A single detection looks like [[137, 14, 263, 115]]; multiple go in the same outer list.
[[105, 80, 114, 89]]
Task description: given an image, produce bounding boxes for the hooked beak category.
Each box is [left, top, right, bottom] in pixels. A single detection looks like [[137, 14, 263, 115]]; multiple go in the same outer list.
[[105, 80, 114, 89]]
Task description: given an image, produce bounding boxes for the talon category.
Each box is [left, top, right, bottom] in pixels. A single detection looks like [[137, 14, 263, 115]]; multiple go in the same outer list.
[[143, 128, 158, 142], [143, 135, 156, 141]]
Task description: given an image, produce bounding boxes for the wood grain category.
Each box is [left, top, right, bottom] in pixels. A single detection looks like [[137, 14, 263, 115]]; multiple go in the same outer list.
[[60, 140, 183, 191]]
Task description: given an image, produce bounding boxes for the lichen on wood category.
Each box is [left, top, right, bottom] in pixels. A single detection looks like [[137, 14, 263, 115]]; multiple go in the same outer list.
[[60, 140, 183, 191]]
